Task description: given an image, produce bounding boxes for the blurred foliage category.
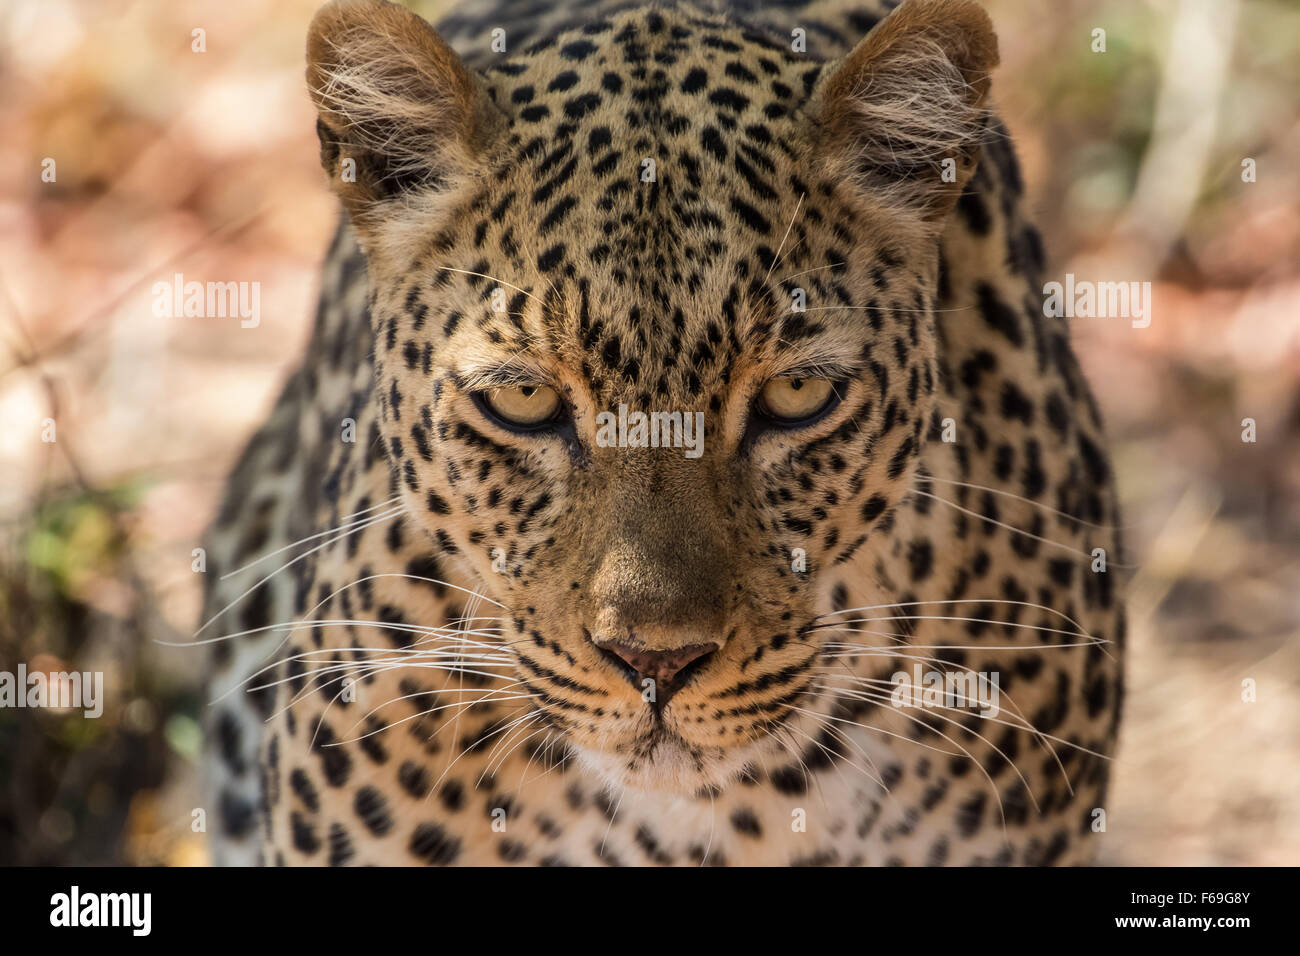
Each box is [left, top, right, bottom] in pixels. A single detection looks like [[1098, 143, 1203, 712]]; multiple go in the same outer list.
[[0, 485, 202, 864]]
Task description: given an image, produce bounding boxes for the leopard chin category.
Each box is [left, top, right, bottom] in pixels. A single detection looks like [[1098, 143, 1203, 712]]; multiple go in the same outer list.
[[570, 724, 772, 797]]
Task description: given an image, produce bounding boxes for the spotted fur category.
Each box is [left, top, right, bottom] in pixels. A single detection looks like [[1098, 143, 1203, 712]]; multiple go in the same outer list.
[[200, 0, 1124, 866]]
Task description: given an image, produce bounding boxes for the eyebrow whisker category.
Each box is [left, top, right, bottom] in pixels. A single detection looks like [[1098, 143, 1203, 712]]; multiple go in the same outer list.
[[436, 266, 540, 302]]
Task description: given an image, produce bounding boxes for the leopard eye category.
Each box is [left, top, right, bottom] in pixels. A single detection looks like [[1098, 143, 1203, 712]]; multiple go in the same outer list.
[[481, 384, 562, 428], [757, 377, 837, 425]]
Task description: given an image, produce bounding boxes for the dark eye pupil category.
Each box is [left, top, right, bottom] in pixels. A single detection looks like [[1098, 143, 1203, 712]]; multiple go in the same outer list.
[[790, 379, 804, 391], [521, 386, 535, 398]]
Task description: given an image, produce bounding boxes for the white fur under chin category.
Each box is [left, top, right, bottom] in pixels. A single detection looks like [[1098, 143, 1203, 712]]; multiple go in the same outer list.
[[571, 732, 773, 796]]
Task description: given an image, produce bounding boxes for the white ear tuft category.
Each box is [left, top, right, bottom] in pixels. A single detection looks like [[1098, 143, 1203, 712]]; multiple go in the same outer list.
[[305, 0, 503, 227], [815, 0, 1000, 221]]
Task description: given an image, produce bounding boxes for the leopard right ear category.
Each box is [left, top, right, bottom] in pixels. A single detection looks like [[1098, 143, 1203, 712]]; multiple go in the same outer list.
[[811, 0, 999, 223], [306, 0, 505, 231]]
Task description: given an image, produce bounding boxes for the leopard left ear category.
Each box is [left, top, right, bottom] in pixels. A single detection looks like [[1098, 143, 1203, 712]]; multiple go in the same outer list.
[[811, 0, 999, 222], [306, 0, 505, 233]]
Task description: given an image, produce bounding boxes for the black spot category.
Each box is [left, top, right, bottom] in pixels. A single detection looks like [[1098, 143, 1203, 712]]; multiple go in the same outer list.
[[439, 779, 466, 812], [560, 39, 598, 61], [977, 283, 1024, 347], [1000, 382, 1035, 424], [311, 722, 353, 787], [709, 87, 749, 112], [215, 710, 246, 776], [290, 768, 321, 812], [291, 811, 320, 855], [219, 789, 255, 838], [398, 760, 431, 798], [955, 791, 985, 837], [498, 839, 527, 862], [537, 244, 566, 272], [681, 68, 708, 94], [1047, 558, 1075, 588], [410, 822, 461, 865], [548, 70, 579, 92], [700, 126, 727, 162], [729, 196, 770, 233], [907, 539, 934, 582], [564, 93, 602, 119], [588, 126, 612, 154], [730, 807, 762, 837], [770, 765, 808, 795], [1077, 433, 1110, 484], [328, 822, 355, 866], [957, 184, 992, 235], [354, 785, 395, 835]]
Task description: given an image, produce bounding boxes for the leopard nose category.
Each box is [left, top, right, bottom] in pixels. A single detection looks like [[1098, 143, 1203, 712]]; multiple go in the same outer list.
[[593, 638, 718, 703]]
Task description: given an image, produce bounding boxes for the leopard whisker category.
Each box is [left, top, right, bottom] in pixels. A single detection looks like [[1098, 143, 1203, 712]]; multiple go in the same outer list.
[[328, 692, 538, 749], [251, 657, 517, 711], [220, 630, 513, 701], [194, 505, 405, 637], [324, 571, 509, 609], [479, 711, 549, 786], [598, 780, 628, 860], [699, 786, 717, 868], [910, 488, 1136, 567], [799, 305, 975, 313], [785, 707, 934, 840], [813, 639, 1069, 786], [763, 191, 805, 286], [783, 718, 884, 791], [777, 261, 845, 284], [305, 661, 529, 750], [771, 724, 835, 817], [807, 683, 1042, 814], [817, 681, 1102, 796], [813, 670, 1086, 755], [514, 729, 563, 791], [217, 495, 403, 580], [919, 475, 1134, 531], [264, 667, 518, 734], [339, 680, 535, 740], [789, 701, 1018, 841], [787, 703, 958, 761], [812, 598, 1092, 633], [427, 706, 539, 799], [436, 266, 541, 303], [816, 639, 1071, 780], [185, 619, 505, 652], [817, 631, 1107, 651], [810, 615, 1101, 643], [799, 711, 886, 788]]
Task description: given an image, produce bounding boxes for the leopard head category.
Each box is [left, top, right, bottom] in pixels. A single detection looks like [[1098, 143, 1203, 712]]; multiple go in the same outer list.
[[306, 0, 997, 793]]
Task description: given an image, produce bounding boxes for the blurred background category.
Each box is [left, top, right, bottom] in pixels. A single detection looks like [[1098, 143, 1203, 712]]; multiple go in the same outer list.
[[0, 0, 1296, 865]]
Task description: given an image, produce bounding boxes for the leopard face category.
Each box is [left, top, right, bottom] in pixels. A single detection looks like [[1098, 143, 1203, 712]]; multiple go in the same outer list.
[[305, 0, 998, 795]]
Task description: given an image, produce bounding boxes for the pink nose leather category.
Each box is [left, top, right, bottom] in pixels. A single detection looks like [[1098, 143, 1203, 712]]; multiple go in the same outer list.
[[597, 640, 717, 697]]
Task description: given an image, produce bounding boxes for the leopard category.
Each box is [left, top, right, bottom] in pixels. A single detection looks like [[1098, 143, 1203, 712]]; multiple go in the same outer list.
[[198, 0, 1125, 866]]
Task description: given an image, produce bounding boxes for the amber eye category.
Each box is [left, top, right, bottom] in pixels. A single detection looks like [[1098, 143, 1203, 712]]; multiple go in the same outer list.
[[482, 384, 562, 428], [757, 377, 837, 424]]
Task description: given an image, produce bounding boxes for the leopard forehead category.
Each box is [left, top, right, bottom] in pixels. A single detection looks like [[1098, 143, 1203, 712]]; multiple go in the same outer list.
[[366, 7, 938, 409]]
